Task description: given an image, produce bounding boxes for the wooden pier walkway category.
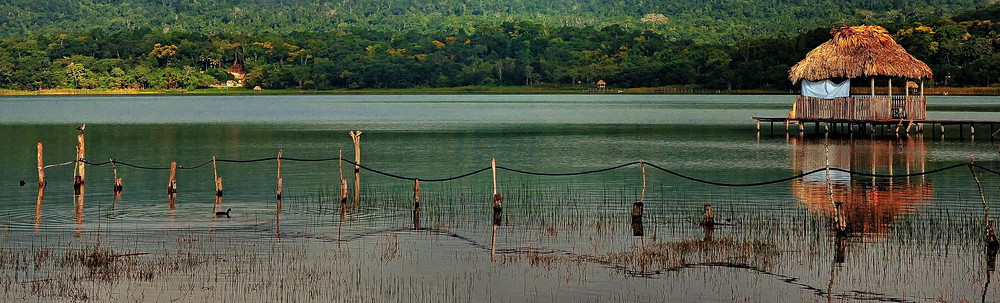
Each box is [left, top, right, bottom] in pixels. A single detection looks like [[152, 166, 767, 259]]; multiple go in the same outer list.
[[752, 117, 1000, 139]]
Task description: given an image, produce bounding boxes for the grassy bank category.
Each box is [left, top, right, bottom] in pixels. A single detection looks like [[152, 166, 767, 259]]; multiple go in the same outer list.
[[0, 85, 996, 96]]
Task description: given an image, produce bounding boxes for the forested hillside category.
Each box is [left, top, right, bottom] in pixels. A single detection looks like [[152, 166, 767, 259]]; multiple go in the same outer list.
[[0, 0, 993, 42], [0, 3, 996, 91]]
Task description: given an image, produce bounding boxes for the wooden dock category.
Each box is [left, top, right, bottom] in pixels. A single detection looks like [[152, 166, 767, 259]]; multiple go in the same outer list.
[[752, 117, 1000, 139]]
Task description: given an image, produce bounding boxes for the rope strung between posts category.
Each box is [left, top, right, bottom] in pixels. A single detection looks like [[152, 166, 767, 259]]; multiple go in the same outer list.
[[68, 157, 997, 186]]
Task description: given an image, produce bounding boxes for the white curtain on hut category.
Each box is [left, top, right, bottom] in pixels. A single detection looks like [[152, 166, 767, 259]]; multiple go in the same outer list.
[[801, 79, 851, 99]]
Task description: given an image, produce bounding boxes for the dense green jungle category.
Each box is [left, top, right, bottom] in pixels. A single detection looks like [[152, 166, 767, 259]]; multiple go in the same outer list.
[[0, 1, 997, 91]]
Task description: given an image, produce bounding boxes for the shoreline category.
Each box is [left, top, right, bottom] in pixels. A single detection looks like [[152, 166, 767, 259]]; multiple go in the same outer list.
[[1, 86, 997, 97]]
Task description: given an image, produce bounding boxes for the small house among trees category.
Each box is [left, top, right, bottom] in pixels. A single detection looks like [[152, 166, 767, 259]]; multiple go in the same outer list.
[[597, 80, 607, 90]]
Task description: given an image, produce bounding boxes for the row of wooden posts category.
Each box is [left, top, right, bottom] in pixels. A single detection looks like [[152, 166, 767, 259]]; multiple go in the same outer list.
[[38, 131, 792, 239]]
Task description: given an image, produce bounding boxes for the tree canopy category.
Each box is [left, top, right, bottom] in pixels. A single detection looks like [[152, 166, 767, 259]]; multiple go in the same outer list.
[[0, 3, 996, 91]]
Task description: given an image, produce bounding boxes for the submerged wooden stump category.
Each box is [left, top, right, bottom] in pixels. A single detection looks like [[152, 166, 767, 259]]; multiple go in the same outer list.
[[631, 202, 643, 224], [701, 204, 715, 227]]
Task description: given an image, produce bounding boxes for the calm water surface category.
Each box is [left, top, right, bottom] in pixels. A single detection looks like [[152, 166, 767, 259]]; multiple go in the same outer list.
[[0, 94, 999, 302]]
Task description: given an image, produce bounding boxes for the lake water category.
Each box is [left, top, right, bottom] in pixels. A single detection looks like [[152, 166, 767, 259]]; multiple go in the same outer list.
[[1, 94, 999, 302]]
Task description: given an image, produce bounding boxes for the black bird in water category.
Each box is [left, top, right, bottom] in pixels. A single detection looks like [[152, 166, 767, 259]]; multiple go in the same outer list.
[[19, 180, 25, 186], [76, 124, 86, 132], [216, 208, 232, 218]]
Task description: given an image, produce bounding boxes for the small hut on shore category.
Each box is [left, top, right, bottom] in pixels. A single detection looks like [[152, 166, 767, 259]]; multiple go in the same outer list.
[[597, 80, 607, 90], [788, 25, 932, 121]]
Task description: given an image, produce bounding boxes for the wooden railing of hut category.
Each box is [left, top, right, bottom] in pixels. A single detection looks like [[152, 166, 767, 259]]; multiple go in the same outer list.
[[792, 95, 925, 121]]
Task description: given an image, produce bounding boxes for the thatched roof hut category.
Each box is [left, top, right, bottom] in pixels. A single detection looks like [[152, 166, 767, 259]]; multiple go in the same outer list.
[[789, 25, 932, 83]]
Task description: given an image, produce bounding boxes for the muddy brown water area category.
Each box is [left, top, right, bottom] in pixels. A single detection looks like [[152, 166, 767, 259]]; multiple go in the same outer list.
[[1, 95, 999, 302]]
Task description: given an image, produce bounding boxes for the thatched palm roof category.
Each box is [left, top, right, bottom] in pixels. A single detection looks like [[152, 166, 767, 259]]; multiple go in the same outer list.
[[788, 25, 932, 83]]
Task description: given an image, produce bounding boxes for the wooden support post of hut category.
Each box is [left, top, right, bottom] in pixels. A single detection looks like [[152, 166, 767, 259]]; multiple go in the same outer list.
[[36, 142, 45, 188], [276, 150, 283, 200], [349, 131, 362, 203], [787, 25, 932, 123], [213, 156, 223, 197], [167, 162, 177, 195], [492, 158, 502, 212], [74, 133, 85, 188]]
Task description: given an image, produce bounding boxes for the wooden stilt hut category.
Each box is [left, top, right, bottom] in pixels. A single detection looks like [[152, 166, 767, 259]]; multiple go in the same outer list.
[[788, 25, 933, 121]]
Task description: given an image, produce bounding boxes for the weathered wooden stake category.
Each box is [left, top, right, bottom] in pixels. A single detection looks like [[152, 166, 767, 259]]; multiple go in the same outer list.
[[639, 159, 647, 202], [632, 160, 645, 224], [492, 158, 502, 212], [834, 234, 847, 264], [631, 202, 643, 224], [167, 162, 177, 195], [632, 221, 644, 237], [74, 133, 85, 188], [37, 142, 45, 188], [413, 205, 421, 230], [349, 131, 362, 203], [213, 156, 223, 197], [703, 204, 715, 226], [112, 160, 123, 193], [340, 178, 348, 204], [970, 158, 1000, 248], [413, 178, 420, 208], [276, 150, 283, 200]]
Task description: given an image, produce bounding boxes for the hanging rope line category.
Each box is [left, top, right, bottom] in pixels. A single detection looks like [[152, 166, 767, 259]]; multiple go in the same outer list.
[[973, 164, 1000, 176], [67, 156, 1000, 186]]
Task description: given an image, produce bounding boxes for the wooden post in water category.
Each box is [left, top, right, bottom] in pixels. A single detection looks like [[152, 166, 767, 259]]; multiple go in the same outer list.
[[349, 131, 362, 203], [413, 178, 421, 229], [340, 178, 348, 204], [413, 179, 420, 208], [703, 204, 715, 226], [112, 160, 123, 193], [632, 160, 645, 224], [37, 142, 45, 188], [167, 162, 178, 195], [276, 150, 283, 200], [74, 133, 85, 189], [834, 234, 847, 264], [492, 158, 502, 212], [213, 156, 223, 197], [970, 158, 1000, 249]]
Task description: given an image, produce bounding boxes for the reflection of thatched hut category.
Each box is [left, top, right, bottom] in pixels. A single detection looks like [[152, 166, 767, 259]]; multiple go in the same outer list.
[[790, 137, 933, 237], [788, 25, 933, 121]]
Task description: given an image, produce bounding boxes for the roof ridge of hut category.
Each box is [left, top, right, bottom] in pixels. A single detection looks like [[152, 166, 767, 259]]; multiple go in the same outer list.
[[788, 25, 932, 83]]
